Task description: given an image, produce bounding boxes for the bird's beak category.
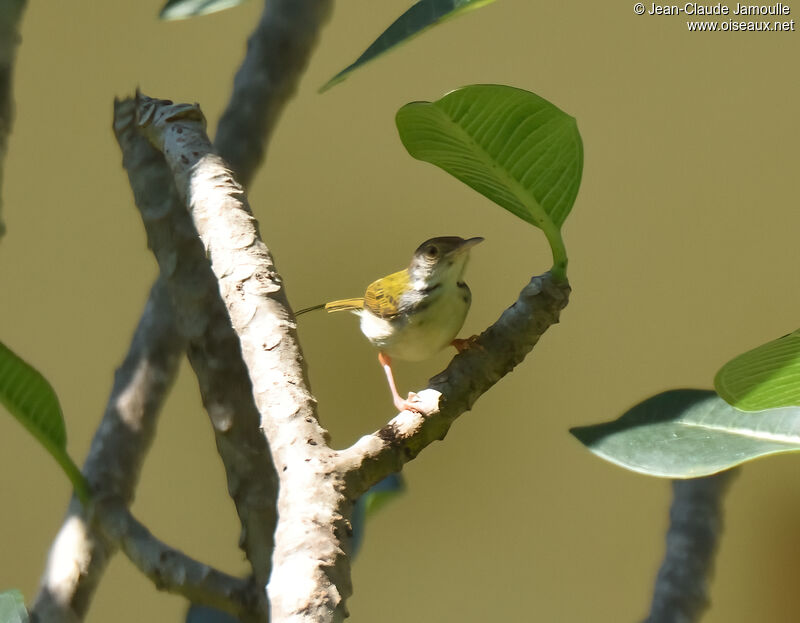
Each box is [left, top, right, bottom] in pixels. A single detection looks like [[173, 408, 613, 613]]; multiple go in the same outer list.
[[456, 236, 484, 253]]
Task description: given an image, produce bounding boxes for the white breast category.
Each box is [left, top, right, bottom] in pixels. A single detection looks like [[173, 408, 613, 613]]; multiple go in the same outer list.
[[358, 282, 470, 362]]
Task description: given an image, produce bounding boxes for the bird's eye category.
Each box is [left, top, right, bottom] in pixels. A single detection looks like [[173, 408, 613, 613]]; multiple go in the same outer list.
[[425, 245, 439, 258]]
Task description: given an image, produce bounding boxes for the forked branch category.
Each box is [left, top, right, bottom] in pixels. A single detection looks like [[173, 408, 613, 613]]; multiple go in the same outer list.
[[128, 92, 570, 623]]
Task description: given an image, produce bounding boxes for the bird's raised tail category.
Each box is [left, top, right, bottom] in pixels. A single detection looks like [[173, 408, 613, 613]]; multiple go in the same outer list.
[[295, 298, 365, 316]]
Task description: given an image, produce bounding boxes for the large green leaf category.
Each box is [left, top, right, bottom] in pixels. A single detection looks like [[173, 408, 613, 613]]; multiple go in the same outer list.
[[0, 341, 89, 503], [159, 0, 248, 20], [715, 330, 800, 411], [396, 84, 582, 279], [0, 590, 28, 623], [320, 0, 497, 93], [570, 389, 800, 478]]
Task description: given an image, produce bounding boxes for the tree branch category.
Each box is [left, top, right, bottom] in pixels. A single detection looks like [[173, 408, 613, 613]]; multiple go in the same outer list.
[[336, 273, 570, 495], [644, 469, 738, 623], [95, 500, 260, 621], [215, 0, 333, 187], [0, 0, 27, 241], [113, 96, 278, 597], [32, 278, 184, 622], [156, 0, 334, 590], [33, 1, 333, 618], [133, 93, 571, 623], [135, 95, 349, 623], [114, 0, 335, 595]]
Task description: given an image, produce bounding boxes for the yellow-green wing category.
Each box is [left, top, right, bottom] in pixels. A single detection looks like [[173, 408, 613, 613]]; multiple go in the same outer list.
[[364, 269, 409, 319]]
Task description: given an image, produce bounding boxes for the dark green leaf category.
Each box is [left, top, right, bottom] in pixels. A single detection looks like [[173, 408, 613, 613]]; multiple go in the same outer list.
[[0, 341, 89, 503], [396, 84, 582, 278], [570, 389, 800, 478], [186, 604, 239, 623], [715, 330, 800, 411], [362, 472, 405, 517], [320, 0, 497, 92], [0, 341, 66, 447], [0, 590, 28, 623], [159, 0, 248, 20], [352, 474, 405, 557]]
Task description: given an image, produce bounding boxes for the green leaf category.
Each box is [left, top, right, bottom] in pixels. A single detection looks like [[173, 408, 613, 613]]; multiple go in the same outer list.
[[159, 0, 249, 20], [320, 0, 498, 93], [352, 474, 405, 557], [396, 84, 582, 279], [362, 472, 405, 517], [0, 341, 66, 446], [715, 330, 800, 411], [0, 590, 29, 623], [570, 389, 800, 478], [0, 341, 89, 503]]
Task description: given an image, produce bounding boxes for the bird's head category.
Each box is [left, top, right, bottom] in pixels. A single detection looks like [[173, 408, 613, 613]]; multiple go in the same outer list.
[[407, 236, 483, 290]]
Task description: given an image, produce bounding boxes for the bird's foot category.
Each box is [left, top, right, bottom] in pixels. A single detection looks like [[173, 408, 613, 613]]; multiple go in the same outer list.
[[394, 392, 424, 413], [451, 335, 483, 353]]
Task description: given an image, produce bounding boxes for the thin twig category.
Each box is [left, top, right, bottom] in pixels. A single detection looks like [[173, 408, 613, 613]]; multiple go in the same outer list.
[[644, 469, 739, 623], [96, 500, 260, 621]]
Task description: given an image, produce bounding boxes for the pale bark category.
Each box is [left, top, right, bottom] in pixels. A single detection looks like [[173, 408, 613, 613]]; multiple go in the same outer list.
[[135, 94, 346, 623], [113, 96, 277, 597]]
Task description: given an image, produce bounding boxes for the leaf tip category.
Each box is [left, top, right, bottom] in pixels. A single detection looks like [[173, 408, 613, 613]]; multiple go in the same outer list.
[[318, 74, 345, 94]]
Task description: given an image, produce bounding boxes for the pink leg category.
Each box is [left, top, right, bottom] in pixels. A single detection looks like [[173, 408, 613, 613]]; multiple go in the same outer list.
[[378, 352, 422, 412]]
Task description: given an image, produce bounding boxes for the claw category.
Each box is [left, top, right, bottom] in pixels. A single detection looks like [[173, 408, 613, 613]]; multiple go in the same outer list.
[[394, 392, 422, 413], [394, 392, 424, 413], [451, 335, 483, 353]]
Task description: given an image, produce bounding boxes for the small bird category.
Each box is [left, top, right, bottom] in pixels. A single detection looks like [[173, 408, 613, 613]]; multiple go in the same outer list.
[[296, 236, 483, 412]]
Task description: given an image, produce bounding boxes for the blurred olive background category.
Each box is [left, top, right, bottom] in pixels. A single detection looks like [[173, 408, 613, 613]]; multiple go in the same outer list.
[[1, 1, 799, 621]]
